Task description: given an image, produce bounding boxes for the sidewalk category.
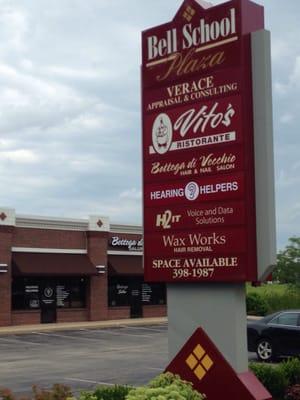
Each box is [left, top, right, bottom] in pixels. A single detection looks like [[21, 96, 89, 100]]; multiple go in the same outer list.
[[0, 315, 260, 336], [0, 317, 168, 336]]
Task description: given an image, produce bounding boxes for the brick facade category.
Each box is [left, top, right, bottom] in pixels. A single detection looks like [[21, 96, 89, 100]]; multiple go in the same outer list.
[[107, 306, 167, 320], [11, 310, 40, 325], [0, 209, 165, 327], [87, 231, 109, 321], [13, 228, 86, 249], [0, 226, 13, 326], [143, 305, 167, 318], [57, 308, 88, 323], [108, 307, 131, 320]]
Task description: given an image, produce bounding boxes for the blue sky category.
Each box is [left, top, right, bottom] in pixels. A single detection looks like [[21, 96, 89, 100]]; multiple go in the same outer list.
[[0, 0, 299, 250]]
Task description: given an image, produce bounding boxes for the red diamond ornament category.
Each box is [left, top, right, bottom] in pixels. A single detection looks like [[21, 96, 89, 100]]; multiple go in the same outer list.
[[0, 212, 7, 221]]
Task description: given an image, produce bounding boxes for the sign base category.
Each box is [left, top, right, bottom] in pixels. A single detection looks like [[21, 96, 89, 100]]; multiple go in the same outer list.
[[166, 325, 272, 400], [168, 282, 248, 372]]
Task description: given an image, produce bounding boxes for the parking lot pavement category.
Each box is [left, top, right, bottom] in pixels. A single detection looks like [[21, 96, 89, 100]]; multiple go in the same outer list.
[[0, 323, 259, 395], [0, 324, 169, 395]]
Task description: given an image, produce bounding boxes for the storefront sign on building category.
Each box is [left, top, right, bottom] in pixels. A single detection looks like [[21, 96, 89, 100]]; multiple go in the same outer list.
[[142, 0, 273, 283], [109, 236, 143, 251]]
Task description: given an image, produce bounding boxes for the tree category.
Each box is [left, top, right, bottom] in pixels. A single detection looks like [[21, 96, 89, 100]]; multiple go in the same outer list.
[[272, 237, 300, 286]]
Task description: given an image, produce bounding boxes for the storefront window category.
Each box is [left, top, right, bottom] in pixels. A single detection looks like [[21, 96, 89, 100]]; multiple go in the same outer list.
[[108, 276, 166, 307], [69, 279, 86, 308], [56, 284, 70, 308], [12, 277, 87, 310], [25, 284, 39, 309], [108, 277, 130, 306], [141, 282, 166, 305], [12, 279, 27, 310]]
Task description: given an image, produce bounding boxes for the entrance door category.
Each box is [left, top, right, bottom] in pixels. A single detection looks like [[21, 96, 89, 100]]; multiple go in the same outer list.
[[40, 282, 57, 323], [130, 283, 143, 318]]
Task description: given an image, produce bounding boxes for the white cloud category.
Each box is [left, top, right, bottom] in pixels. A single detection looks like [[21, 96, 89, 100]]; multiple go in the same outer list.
[[0, 149, 40, 163], [273, 54, 300, 96], [120, 188, 142, 201], [290, 56, 300, 88], [0, 5, 28, 51], [195, 1, 214, 9], [44, 65, 115, 81], [279, 113, 294, 124], [271, 39, 288, 63], [20, 58, 33, 70], [0, 62, 93, 134], [274, 81, 288, 95], [276, 169, 300, 188]]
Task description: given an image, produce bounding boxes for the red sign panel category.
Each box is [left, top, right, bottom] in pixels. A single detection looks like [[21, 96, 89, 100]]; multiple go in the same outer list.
[[147, 254, 246, 282], [142, 6, 242, 89], [144, 69, 242, 112], [144, 145, 244, 183], [144, 201, 246, 232], [142, 0, 264, 282], [144, 96, 242, 159], [147, 227, 246, 257], [144, 172, 244, 207]]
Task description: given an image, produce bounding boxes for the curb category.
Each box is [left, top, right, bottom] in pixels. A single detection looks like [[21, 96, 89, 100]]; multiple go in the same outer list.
[[247, 315, 263, 320], [0, 316, 262, 336], [0, 317, 168, 336]]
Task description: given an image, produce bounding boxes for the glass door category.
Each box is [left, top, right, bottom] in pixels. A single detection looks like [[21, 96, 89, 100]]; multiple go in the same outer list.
[[130, 281, 143, 318], [40, 281, 57, 323]]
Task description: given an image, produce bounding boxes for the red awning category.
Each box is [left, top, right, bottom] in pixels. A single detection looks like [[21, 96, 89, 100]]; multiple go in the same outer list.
[[12, 252, 98, 276], [108, 255, 143, 276]]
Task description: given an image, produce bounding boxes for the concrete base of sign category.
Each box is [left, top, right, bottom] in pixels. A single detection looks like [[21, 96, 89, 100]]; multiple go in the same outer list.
[[167, 283, 248, 372], [166, 326, 272, 400]]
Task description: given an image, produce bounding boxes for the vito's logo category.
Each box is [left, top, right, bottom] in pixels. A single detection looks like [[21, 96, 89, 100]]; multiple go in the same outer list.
[[174, 102, 235, 137], [149, 101, 236, 155], [152, 113, 173, 154]]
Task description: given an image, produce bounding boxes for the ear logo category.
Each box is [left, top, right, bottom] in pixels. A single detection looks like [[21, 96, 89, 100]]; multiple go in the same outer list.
[[185, 182, 199, 201]]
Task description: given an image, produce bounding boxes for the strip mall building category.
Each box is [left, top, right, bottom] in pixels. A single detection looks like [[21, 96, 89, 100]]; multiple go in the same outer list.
[[0, 207, 166, 326]]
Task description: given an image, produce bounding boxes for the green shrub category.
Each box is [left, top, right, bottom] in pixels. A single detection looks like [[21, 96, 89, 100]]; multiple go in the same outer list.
[[79, 385, 131, 400], [246, 284, 300, 314], [280, 358, 300, 386], [263, 288, 300, 314], [249, 362, 288, 400], [246, 292, 269, 316], [126, 372, 205, 400], [250, 360, 300, 399], [78, 392, 97, 400]]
